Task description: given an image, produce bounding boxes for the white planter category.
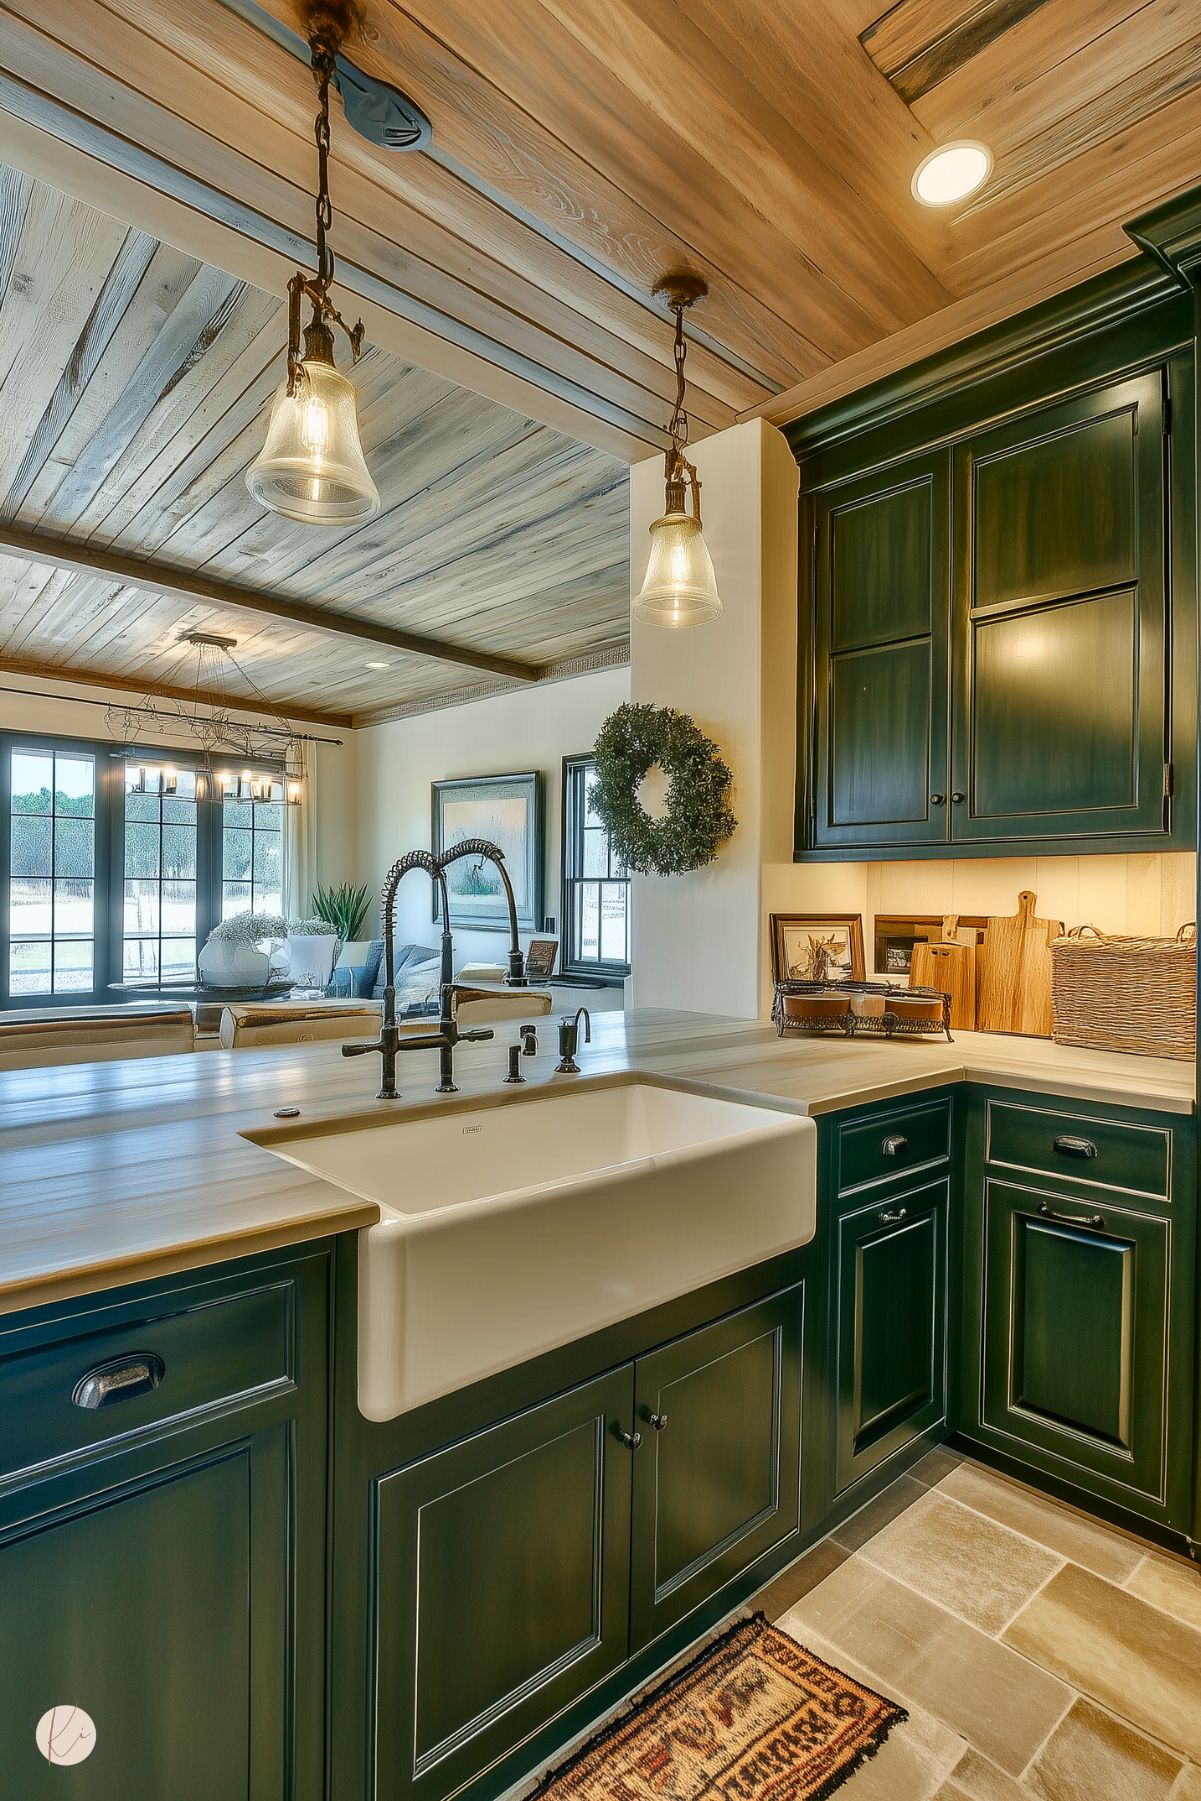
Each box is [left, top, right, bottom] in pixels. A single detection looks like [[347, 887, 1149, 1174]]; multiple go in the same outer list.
[[198, 939, 271, 987], [286, 934, 339, 989]]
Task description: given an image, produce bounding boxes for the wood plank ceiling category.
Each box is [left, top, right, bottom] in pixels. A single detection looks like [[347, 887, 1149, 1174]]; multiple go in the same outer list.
[[0, 0, 1196, 723], [0, 169, 630, 727], [0, 0, 1196, 451]]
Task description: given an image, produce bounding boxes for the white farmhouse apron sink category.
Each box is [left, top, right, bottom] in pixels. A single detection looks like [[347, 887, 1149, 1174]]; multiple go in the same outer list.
[[252, 1075, 816, 1420]]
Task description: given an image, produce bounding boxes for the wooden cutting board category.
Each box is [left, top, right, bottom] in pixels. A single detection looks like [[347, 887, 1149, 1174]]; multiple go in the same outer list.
[[977, 891, 1063, 1037], [909, 914, 976, 1030]]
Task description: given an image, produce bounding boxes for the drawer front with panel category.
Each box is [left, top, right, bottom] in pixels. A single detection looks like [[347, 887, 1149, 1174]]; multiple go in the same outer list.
[[837, 1094, 952, 1194], [986, 1099, 1171, 1201], [0, 1268, 295, 1485]]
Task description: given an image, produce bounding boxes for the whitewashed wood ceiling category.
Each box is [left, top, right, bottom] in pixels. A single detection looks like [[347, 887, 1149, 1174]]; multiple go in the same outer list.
[[0, 171, 630, 726]]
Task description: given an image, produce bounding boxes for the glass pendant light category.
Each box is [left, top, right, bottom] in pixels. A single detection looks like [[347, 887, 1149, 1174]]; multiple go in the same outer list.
[[633, 274, 722, 628], [246, 8, 379, 525]]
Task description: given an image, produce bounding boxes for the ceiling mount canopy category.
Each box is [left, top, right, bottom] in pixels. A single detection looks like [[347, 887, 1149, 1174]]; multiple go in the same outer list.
[[246, 0, 381, 525], [633, 274, 723, 630]]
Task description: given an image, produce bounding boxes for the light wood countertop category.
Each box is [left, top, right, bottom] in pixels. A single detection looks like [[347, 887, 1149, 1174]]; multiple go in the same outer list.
[[0, 1010, 1192, 1317]]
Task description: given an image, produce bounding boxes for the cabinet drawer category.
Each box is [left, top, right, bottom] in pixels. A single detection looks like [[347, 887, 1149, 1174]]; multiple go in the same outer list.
[[986, 1100, 1170, 1199], [0, 1275, 294, 1482], [837, 1096, 952, 1193]]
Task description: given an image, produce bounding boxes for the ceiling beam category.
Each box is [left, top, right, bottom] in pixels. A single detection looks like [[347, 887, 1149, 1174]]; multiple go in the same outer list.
[[0, 522, 540, 682], [0, 652, 354, 727]]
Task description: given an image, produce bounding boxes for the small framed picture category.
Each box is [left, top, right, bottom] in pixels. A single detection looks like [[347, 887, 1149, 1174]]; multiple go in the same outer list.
[[524, 937, 558, 981], [872, 915, 986, 978], [770, 914, 865, 985]]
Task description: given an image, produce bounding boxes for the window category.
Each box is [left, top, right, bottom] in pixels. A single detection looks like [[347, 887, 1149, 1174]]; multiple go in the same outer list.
[[0, 731, 287, 1007], [561, 754, 630, 978], [123, 769, 200, 985], [222, 795, 283, 918], [7, 745, 98, 998]]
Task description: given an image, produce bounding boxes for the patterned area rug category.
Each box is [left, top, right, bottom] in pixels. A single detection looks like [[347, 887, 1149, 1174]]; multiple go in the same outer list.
[[530, 1614, 906, 1800]]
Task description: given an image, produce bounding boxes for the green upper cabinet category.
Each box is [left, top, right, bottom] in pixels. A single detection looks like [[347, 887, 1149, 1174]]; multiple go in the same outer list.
[[951, 372, 1168, 841], [797, 283, 1195, 860], [811, 452, 950, 848]]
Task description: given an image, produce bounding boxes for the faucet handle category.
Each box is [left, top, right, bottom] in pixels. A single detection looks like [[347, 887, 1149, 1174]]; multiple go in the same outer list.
[[519, 1023, 538, 1055], [341, 1039, 379, 1058]]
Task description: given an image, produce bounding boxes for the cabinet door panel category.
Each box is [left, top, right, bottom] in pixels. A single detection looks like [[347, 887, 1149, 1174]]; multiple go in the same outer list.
[[812, 454, 950, 848], [373, 1369, 632, 1801], [0, 1428, 288, 1801], [981, 1181, 1169, 1505], [835, 1178, 948, 1493], [953, 374, 1166, 840], [630, 1287, 802, 1652]]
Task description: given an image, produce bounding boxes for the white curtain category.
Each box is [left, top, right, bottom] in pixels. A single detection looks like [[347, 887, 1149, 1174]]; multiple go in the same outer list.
[[283, 740, 318, 919]]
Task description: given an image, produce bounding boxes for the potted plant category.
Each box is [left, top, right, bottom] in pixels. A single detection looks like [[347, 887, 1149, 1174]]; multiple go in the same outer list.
[[198, 911, 288, 988]]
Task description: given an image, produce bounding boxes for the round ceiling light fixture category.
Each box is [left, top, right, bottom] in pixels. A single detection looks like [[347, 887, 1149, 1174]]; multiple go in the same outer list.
[[911, 141, 993, 206]]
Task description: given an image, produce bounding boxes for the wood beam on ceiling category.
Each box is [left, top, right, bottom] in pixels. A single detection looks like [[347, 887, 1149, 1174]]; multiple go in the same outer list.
[[0, 523, 540, 683], [0, 651, 354, 728]]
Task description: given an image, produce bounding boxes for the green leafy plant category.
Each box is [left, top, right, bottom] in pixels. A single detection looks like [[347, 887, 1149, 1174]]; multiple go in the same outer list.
[[592, 702, 736, 877], [311, 880, 372, 941], [207, 910, 288, 947]]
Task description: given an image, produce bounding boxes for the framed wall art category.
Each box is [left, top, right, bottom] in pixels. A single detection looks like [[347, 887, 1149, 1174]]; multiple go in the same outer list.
[[770, 913, 865, 984], [432, 771, 543, 933]]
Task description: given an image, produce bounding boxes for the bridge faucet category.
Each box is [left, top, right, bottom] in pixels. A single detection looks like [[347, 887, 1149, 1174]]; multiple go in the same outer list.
[[342, 840, 527, 1099]]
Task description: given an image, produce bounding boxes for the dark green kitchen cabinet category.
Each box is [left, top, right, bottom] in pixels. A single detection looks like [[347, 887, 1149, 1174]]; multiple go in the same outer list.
[[370, 1368, 635, 1801], [0, 1246, 331, 1801], [958, 1091, 1196, 1532], [951, 371, 1168, 842], [358, 1281, 806, 1801], [797, 280, 1194, 860], [811, 451, 951, 848], [833, 1176, 948, 1495], [630, 1286, 803, 1651]]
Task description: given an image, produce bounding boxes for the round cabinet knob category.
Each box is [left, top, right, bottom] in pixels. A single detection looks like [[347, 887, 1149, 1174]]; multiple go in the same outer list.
[[618, 1428, 643, 1450], [649, 1412, 669, 1432], [930, 792, 945, 806], [951, 791, 966, 804]]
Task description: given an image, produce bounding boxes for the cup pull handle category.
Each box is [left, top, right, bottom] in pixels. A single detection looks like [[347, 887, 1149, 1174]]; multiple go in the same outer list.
[[1053, 1135, 1098, 1160], [1039, 1200, 1104, 1230], [72, 1353, 165, 1411], [881, 1134, 909, 1157]]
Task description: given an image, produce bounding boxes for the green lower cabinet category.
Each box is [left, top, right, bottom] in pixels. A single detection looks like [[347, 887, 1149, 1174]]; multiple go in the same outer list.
[[371, 1368, 634, 1801], [959, 1091, 1196, 1533], [834, 1177, 948, 1495], [630, 1287, 803, 1651], [0, 1425, 292, 1801], [978, 1180, 1173, 1512], [0, 1246, 330, 1801]]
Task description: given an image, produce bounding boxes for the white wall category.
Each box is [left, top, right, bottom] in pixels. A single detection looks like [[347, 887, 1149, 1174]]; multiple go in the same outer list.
[[629, 418, 799, 1017], [355, 667, 630, 964]]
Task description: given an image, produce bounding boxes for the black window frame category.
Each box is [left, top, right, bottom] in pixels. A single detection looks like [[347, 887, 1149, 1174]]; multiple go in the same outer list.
[[560, 753, 631, 981], [0, 729, 284, 1008]]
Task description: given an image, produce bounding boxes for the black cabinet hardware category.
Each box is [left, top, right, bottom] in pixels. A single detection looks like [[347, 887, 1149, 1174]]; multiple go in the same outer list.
[[72, 1353, 165, 1410], [1054, 1135, 1098, 1159], [1038, 1200, 1105, 1229]]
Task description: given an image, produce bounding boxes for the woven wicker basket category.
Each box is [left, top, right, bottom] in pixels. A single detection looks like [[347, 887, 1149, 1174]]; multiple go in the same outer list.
[[1050, 923, 1197, 1060]]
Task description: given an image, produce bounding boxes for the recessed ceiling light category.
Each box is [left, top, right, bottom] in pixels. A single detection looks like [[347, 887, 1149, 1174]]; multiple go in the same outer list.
[[911, 141, 993, 206], [365, 660, 392, 669]]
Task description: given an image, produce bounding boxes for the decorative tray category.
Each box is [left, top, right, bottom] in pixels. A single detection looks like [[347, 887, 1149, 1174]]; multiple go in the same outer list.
[[772, 980, 952, 1041]]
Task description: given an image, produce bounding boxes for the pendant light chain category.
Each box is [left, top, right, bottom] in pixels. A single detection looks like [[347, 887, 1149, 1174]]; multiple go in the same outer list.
[[667, 301, 690, 467], [311, 34, 337, 296]]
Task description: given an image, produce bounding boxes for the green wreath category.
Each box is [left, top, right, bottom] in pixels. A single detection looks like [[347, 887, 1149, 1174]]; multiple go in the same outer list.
[[591, 702, 736, 876]]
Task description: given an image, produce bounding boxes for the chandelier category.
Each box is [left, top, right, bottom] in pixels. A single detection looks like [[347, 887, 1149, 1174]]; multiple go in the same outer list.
[[105, 633, 308, 805], [245, 1, 380, 525]]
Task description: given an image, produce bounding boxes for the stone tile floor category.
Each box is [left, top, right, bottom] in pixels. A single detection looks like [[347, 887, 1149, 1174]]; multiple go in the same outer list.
[[752, 1448, 1201, 1800]]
